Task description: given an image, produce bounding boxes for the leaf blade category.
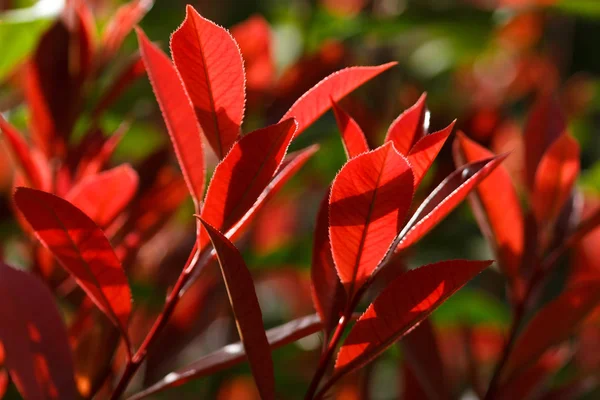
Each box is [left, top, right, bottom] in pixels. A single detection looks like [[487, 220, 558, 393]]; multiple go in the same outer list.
[[331, 100, 369, 158], [407, 121, 454, 190], [385, 93, 428, 155]]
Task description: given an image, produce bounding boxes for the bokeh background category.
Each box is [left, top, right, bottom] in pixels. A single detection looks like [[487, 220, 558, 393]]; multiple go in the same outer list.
[[1, 0, 600, 399]]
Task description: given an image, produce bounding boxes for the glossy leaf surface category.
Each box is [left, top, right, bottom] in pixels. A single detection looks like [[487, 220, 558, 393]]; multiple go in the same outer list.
[[281, 62, 396, 138], [14, 188, 132, 342], [330, 142, 413, 298], [0, 262, 77, 400], [171, 5, 245, 159], [197, 218, 274, 400], [136, 27, 205, 207]]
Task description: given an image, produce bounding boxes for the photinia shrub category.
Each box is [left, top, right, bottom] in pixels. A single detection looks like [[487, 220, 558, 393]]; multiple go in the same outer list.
[[0, 2, 599, 400]]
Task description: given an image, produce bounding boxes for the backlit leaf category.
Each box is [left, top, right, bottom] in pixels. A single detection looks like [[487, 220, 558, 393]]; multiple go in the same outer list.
[[385, 93, 429, 155], [281, 62, 396, 138], [171, 5, 245, 159], [197, 218, 274, 400], [136, 27, 205, 208], [407, 121, 454, 190], [331, 99, 369, 158], [14, 188, 132, 344], [0, 262, 77, 400], [330, 142, 413, 298], [101, 0, 154, 61]]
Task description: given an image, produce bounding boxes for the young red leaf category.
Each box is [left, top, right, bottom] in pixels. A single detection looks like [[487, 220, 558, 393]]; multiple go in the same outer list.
[[0, 115, 49, 190], [502, 281, 600, 382], [102, 0, 154, 61], [531, 134, 580, 226], [171, 5, 245, 159], [14, 188, 132, 345], [136, 27, 205, 208], [332, 260, 491, 388], [395, 154, 507, 251], [331, 99, 369, 158], [75, 122, 128, 181], [0, 262, 77, 400], [281, 62, 396, 138], [330, 142, 413, 298], [407, 121, 455, 190], [199, 119, 297, 249], [196, 218, 274, 400], [385, 93, 429, 155], [453, 132, 524, 283], [66, 164, 139, 229], [311, 188, 347, 342], [524, 94, 566, 189], [128, 314, 322, 400]]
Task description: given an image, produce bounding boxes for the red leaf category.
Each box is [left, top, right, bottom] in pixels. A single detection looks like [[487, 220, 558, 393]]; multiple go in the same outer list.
[[199, 119, 297, 249], [453, 132, 524, 283], [74, 122, 128, 181], [311, 188, 347, 342], [66, 164, 139, 229], [395, 155, 507, 251], [531, 134, 580, 226], [171, 5, 245, 159], [137, 27, 205, 208], [385, 93, 428, 155], [0, 262, 77, 400], [14, 188, 132, 345], [331, 100, 369, 158], [407, 121, 455, 190], [502, 281, 600, 382], [128, 314, 322, 400], [281, 63, 396, 139], [330, 142, 413, 298], [524, 94, 566, 189], [101, 0, 154, 61], [0, 115, 50, 190], [333, 260, 491, 383], [196, 218, 274, 400]]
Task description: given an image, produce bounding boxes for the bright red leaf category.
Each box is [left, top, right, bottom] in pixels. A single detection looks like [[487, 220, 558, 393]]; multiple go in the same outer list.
[[199, 119, 297, 249], [331, 99, 369, 158], [453, 132, 524, 283], [311, 188, 347, 342], [197, 218, 274, 400], [333, 260, 491, 386], [66, 164, 139, 229], [14, 188, 132, 345], [0, 262, 77, 400], [129, 314, 323, 400], [385, 93, 428, 155], [330, 142, 413, 298], [395, 154, 507, 251], [171, 5, 245, 159], [281, 62, 396, 138], [407, 121, 455, 189], [136, 27, 205, 208], [531, 134, 580, 226]]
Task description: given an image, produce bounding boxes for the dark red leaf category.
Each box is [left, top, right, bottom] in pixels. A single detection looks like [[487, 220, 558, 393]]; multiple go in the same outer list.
[[136, 27, 205, 208], [407, 120, 454, 190], [199, 119, 297, 249], [14, 188, 132, 345], [0, 261, 77, 399], [196, 218, 274, 400], [453, 132, 524, 283], [331, 99, 369, 158], [395, 154, 507, 251], [333, 260, 491, 386], [0, 115, 50, 190], [171, 5, 245, 159], [281, 62, 396, 139], [311, 188, 346, 342], [330, 142, 413, 298], [524, 94, 566, 189], [502, 281, 600, 382], [385, 93, 428, 155], [128, 314, 322, 400], [102, 0, 154, 62], [66, 164, 139, 229], [531, 134, 580, 227]]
